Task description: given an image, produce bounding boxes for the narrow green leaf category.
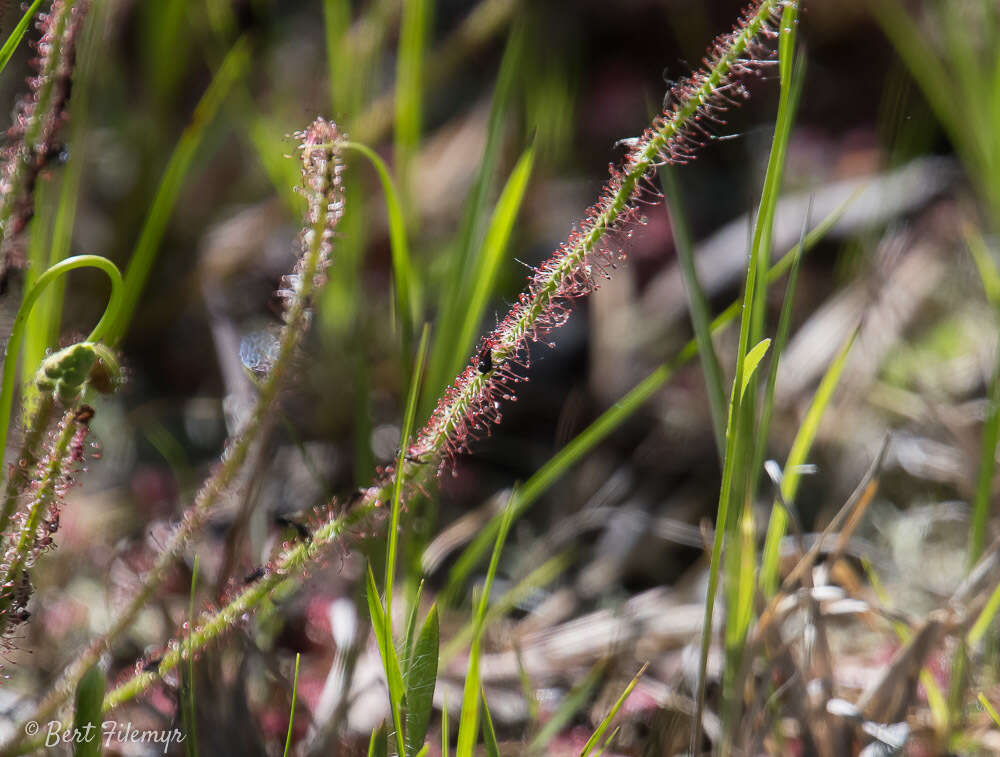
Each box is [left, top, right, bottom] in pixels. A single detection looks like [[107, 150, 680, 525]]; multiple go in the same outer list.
[[425, 25, 524, 407], [661, 164, 727, 460], [740, 338, 771, 401], [442, 692, 450, 757], [72, 665, 106, 757], [747, 12, 804, 351], [965, 222, 1000, 307], [579, 664, 647, 757], [979, 693, 1000, 728], [759, 325, 859, 594], [968, 577, 1000, 647], [282, 654, 301, 757], [404, 605, 440, 757], [0, 0, 45, 76], [184, 554, 199, 757], [528, 662, 603, 754], [971, 341, 1000, 566], [110, 38, 249, 344], [323, 0, 352, 114], [751, 211, 807, 502], [593, 726, 620, 757], [366, 565, 406, 757], [481, 690, 501, 757], [452, 144, 535, 367], [385, 325, 431, 625], [690, 24, 802, 726], [456, 493, 517, 757], [440, 555, 568, 666], [964, 223, 1000, 564], [21, 180, 54, 400], [341, 141, 420, 365], [368, 723, 388, 757], [394, 0, 432, 189]]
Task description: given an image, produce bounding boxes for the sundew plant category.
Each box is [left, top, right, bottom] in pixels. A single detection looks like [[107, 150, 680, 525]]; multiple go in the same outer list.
[[0, 0, 998, 755]]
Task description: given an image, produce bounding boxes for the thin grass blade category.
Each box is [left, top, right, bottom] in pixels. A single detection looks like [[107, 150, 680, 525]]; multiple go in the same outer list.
[[481, 690, 500, 757], [760, 325, 860, 594], [455, 493, 517, 757], [281, 654, 301, 757], [579, 664, 647, 757], [109, 38, 248, 344], [661, 164, 726, 458], [452, 144, 536, 371], [0, 0, 45, 75]]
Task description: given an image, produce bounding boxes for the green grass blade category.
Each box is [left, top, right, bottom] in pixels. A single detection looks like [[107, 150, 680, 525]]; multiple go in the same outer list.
[[425, 25, 523, 405], [404, 605, 439, 757], [593, 726, 620, 757], [874, 2, 973, 181], [385, 325, 431, 626], [661, 164, 726, 459], [21, 181, 53, 399], [752, 211, 807, 499], [452, 144, 535, 370], [394, 0, 432, 189], [183, 554, 199, 757], [441, 193, 859, 602], [72, 665, 105, 757], [968, 576, 1000, 647], [971, 344, 1000, 565], [528, 662, 604, 754], [0, 0, 45, 76], [759, 325, 859, 595], [366, 564, 407, 757], [109, 37, 248, 344], [748, 5, 802, 349], [979, 693, 1000, 728], [142, 0, 188, 103], [456, 492, 517, 757], [964, 223, 1000, 564], [281, 654, 301, 757], [368, 723, 388, 757], [440, 555, 568, 666], [442, 692, 449, 757], [323, 0, 351, 114], [579, 664, 647, 757], [341, 141, 421, 369], [481, 690, 500, 757], [740, 338, 771, 401], [692, 327, 771, 748], [965, 222, 1000, 306]]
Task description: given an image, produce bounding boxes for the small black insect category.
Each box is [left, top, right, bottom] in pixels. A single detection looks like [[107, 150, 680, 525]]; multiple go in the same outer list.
[[243, 566, 266, 585], [142, 657, 163, 672], [477, 343, 493, 374], [275, 514, 310, 542]]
